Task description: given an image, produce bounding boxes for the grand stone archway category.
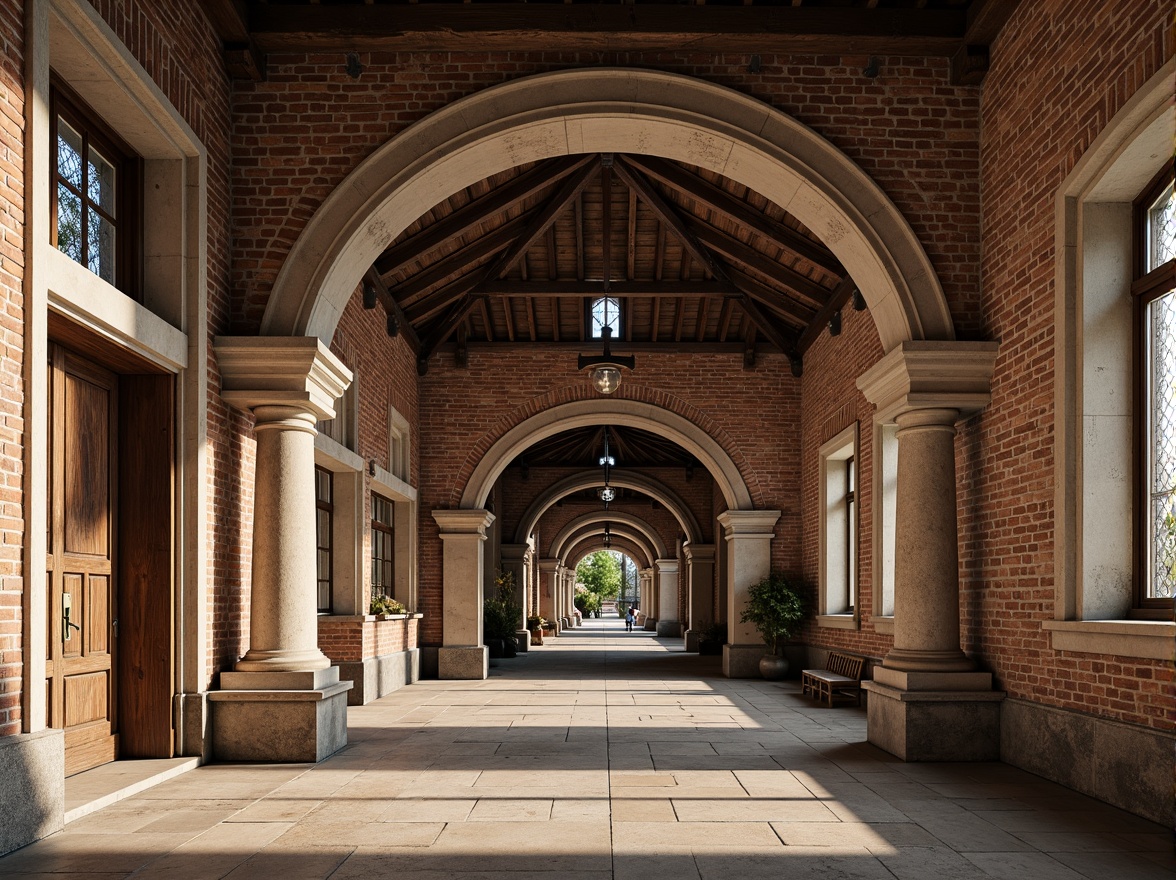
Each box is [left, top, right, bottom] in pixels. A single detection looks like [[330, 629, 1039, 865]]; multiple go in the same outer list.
[[261, 68, 954, 353]]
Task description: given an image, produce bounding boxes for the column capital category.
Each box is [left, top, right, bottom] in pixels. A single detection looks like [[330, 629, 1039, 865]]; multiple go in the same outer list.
[[856, 340, 998, 420], [433, 508, 495, 535], [537, 558, 559, 573], [215, 336, 352, 420], [500, 543, 531, 562], [717, 509, 781, 537], [683, 542, 716, 562], [654, 558, 680, 574]]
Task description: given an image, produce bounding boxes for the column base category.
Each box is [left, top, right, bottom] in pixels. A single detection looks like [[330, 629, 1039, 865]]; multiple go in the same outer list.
[[0, 730, 64, 857], [863, 677, 1005, 761], [656, 620, 682, 638], [643, 617, 657, 631], [684, 629, 701, 652], [438, 645, 488, 680], [515, 630, 531, 653], [209, 667, 351, 763], [723, 643, 766, 678]]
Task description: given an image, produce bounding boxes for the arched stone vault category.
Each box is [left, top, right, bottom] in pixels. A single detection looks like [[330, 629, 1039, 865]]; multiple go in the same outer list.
[[514, 469, 704, 546], [565, 535, 655, 572], [261, 67, 954, 353], [462, 398, 753, 511], [549, 511, 669, 563]]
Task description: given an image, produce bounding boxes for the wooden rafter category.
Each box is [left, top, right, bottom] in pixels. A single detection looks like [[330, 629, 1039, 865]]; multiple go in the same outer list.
[[689, 223, 830, 308], [375, 155, 592, 277], [246, 5, 968, 57], [364, 268, 422, 354], [796, 274, 858, 355], [621, 154, 843, 275], [476, 280, 739, 298]]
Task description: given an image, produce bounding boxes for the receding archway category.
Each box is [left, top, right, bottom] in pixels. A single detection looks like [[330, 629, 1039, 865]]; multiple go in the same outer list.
[[514, 470, 704, 546], [462, 398, 752, 510], [261, 68, 954, 352], [549, 512, 669, 563]]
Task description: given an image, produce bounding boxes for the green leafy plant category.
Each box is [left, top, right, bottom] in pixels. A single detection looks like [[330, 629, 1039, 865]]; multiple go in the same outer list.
[[527, 615, 546, 631], [702, 621, 727, 644], [484, 569, 523, 642], [370, 595, 407, 616], [739, 572, 807, 655]]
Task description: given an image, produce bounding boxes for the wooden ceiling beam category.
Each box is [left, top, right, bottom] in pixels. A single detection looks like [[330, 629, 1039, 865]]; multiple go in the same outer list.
[[726, 268, 818, 326], [204, 0, 265, 80], [796, 274, 858, 355], [689, 223, 831, 308], [246, 5, 966, 56], [620, 155, 843, 275], [374, 155, 592, 277], [364, 268, 421, 353], [439, 339, 774, 354], [389, 213, 532, 308], [475, 280, 740, 298]]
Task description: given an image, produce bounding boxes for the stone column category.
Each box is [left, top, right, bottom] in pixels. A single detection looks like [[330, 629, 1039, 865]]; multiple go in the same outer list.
[[210, 337, 353, 762], [857, 341, 1003, 761], [682, 543, 716, 652], [538, 558, 560, 633], [433, 509, 495, 679], [644, 567, 663, 630], [654, 559, 681, 637], [718, 510, 781, 677], [500, 543, 532, 652]]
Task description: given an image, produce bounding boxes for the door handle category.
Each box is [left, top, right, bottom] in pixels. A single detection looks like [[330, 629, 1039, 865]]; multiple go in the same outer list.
[[63, 597, 81, 641]]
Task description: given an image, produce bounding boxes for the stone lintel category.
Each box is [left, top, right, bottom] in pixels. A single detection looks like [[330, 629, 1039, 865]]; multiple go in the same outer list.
[[219, 667, 341, 691], [717, 509, 782, 536], [872, 667, 993, 692], [856, 340, 999, 419], [433, 508, 495, 535], [683, 542, 715, 562], [214, 336, 353, 420]]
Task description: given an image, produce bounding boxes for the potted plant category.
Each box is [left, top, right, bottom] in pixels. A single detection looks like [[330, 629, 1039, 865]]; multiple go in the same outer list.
[[484, 570, 523, 659], [369, 595, 407, 618], [698, 621, 727, 656], [739, 572, 807, 680], [527, 615, 546, 646]]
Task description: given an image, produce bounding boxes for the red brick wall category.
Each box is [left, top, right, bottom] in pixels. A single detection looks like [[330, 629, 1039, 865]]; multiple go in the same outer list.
[[962, 0, 1173, 729], [318, 615, 419, 664], [0, 0, 24, 737]]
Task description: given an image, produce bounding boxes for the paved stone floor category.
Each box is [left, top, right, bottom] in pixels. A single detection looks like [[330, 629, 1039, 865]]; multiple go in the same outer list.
[[2, 619, 1172, 879]]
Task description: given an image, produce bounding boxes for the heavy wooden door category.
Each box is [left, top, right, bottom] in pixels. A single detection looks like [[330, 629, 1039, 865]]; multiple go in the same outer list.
[[46, 345, 118, 776]]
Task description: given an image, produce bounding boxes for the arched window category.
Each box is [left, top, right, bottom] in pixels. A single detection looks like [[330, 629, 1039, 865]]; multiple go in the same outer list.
[[589, 296, 622, 339]]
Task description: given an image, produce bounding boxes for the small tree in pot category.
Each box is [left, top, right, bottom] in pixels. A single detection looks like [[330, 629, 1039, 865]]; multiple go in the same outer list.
[[739, 572, 807, 680]]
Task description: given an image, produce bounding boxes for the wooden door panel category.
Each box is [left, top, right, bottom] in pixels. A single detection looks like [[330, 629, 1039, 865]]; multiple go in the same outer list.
[[64, 670, 108, 727], [88, 574, 110, 655], [61, 572, 83, 658], [63, 371, 110, 558]]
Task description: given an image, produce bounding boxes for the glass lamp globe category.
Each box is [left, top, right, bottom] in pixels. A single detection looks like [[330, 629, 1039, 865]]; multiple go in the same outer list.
[[591, 365, 622, 394], [598, 486, 616, 502]]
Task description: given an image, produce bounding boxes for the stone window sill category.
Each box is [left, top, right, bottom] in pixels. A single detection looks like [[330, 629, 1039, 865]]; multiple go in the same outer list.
[[871, 616, 894, 635], [1041, 619, 1175, 660], [817, 614, 859, 630]]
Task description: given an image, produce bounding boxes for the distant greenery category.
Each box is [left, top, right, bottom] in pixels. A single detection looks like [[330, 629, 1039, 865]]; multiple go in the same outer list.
[[576, 551, 622, 601]]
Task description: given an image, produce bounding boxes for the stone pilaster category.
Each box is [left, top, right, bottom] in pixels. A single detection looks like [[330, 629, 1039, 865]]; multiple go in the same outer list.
[[211, 336, 354, 762], [537, 558, 560, 632], [683, 544, 716, 652], [654, 558, 681, 637], [717, 510, 781, 678], [857, 341, 1004, 761], [433, 509, 495, 679], [500, 543, 532, 652], [640, 568, 656, 629]]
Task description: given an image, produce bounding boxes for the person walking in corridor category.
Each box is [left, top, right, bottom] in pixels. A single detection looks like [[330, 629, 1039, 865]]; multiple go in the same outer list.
[[625, 605, 635, 632]]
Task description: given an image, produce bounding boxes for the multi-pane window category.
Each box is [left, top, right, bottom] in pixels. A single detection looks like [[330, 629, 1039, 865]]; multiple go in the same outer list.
[[50, 86, 138, 297], [820, 426, 858, 618], [845, 456, 856, 613], [590, 296, 621, 340], [315, 467, 333, 614], [371, 492, 395, 602], [1135, 173, 1176, 607]]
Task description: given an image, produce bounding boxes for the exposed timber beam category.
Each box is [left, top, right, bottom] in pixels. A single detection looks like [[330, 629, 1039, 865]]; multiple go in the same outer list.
[[619, 155, 843, 275], [388, 213, 532, 308], [205, 0, 265, 80], [246, 5, 966, 56], [364, 268, 421, 353], [689, 223, 831, 308], [475, 280, 740, 298], [374, 155, 593, 277], [438, 340, 777, 354], [796, 274, 858, 355]]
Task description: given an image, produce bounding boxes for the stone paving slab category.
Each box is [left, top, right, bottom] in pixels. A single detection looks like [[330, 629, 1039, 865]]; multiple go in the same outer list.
[[0, 618, 1169, 880]]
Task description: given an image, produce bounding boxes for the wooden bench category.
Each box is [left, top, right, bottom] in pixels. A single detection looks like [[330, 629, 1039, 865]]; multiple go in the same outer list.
[[801, 652, 865, 708]]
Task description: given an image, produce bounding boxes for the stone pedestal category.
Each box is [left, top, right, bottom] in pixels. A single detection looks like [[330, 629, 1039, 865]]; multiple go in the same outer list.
[[434, 509, 495, 680], [718, 509, 781, 678], [209, 668, 352, 762], [856, 342, 1001, 760]]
